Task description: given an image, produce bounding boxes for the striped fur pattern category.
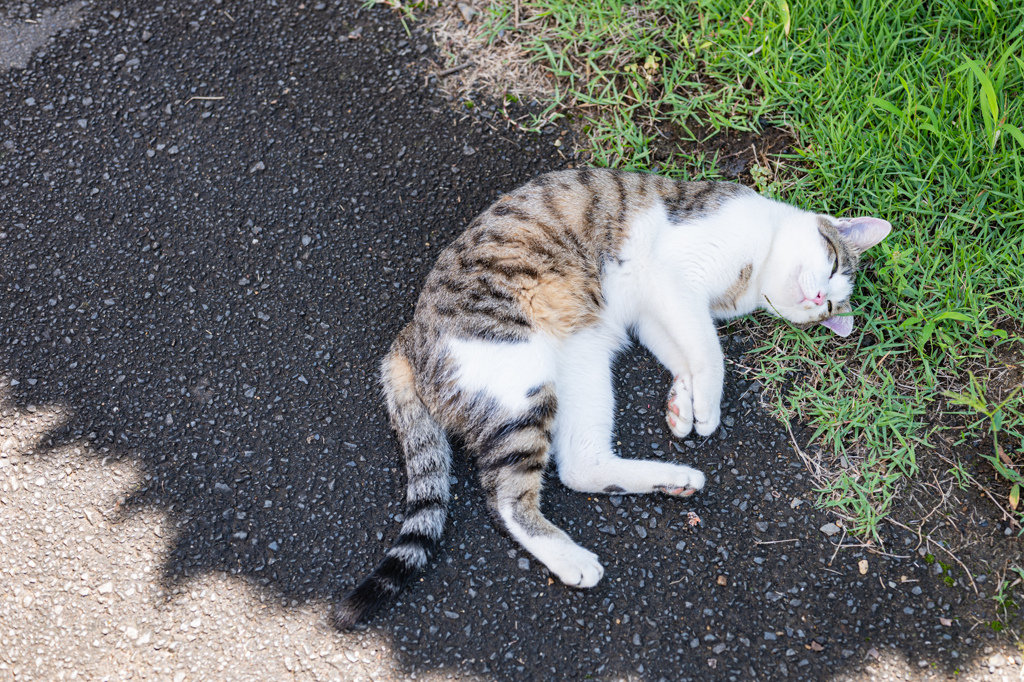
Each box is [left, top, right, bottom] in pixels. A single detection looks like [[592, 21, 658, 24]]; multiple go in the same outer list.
[[334, 169, 891, 627]]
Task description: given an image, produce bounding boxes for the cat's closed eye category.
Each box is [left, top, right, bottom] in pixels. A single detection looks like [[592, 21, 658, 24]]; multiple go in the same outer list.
[[824, 238, 839, 277]]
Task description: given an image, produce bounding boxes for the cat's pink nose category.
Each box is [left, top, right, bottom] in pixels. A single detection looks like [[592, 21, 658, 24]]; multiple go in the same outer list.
[[811, 291, 826, 305]]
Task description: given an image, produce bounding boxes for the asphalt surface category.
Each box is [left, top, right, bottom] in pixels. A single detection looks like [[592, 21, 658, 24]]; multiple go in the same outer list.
[[0, 1, 1021, 680]]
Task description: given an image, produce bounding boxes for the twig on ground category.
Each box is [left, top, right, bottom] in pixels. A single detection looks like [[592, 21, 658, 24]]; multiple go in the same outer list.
[[438, 62, 474, 78], [831, 540, 912, 561], [934, 450, 1020, 529], [886, 518, 978, 595], [827, 526, 848, 566], [917, 469, 953, 527], [784, 421, 827, 486]]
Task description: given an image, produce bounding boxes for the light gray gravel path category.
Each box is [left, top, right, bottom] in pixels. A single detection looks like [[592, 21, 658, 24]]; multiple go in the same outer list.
[[3, 363, 1022, 680]]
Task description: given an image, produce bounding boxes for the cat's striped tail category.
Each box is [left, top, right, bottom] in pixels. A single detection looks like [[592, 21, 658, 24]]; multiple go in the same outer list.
[[333, 343, 451, 629]]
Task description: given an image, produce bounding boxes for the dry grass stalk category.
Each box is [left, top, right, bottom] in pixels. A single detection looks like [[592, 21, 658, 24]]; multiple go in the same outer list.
[[421, 1, 556, 105]]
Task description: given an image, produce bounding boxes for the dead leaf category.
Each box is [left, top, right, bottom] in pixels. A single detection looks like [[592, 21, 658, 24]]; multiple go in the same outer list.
[[997, 443, 1011, 466], [1010, 483, 1019, 512], [858, 559, 869, 575], [809, 641, 825, 652]]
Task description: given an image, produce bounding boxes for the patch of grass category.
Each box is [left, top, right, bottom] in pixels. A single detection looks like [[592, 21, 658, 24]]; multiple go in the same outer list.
[[945, 372, 1024, 522], [484, 0, 1024, 537]]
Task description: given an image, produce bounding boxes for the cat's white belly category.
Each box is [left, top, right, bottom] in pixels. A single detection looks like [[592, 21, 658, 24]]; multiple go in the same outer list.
[[446, 335, 560, 413]]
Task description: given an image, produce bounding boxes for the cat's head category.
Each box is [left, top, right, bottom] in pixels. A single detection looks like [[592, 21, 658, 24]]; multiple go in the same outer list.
[[761, 211, 891, 337]]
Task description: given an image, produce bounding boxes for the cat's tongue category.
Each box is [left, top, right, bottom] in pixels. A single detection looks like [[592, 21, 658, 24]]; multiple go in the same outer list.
[[821, 315, 854, 337]]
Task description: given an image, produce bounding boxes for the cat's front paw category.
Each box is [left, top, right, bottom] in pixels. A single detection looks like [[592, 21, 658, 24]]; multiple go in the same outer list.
[[666, 377, 694, 438], [693, 401, 720, 437], [654, 465, 706, 497]]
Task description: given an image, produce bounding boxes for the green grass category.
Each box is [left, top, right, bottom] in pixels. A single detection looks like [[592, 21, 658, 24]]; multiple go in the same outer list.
[[482, 0, 1024, 539]]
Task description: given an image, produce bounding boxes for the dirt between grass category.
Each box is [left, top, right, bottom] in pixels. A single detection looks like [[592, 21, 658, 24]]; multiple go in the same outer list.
[[650, 118, 795, 181]]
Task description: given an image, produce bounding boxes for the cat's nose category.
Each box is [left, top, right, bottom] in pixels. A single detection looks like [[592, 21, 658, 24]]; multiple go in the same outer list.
[[811, 291, 826, 306]]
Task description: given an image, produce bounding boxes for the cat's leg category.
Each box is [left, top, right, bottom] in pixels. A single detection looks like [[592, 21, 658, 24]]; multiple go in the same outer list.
[[643, 306, 724, 437], [635, 318, 695, 439], [474, 384, 604, 588], [552, 326, 705, 497], [448, 336, 603, 587]]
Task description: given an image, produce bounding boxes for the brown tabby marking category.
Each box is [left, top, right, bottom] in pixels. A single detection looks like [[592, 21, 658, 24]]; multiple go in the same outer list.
[[816, 217, 858, 278], [711, 262, 754, 312], [420, 171, 754, 342]]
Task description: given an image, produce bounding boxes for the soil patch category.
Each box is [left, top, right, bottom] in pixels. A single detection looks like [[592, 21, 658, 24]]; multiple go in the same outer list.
[[651, 118, 795, 181]]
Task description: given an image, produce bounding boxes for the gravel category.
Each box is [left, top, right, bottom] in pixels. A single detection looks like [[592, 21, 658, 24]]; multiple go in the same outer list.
[[0, 1, 1020, 681]]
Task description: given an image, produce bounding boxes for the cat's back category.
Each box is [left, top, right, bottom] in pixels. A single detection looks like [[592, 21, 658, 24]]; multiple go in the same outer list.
[[451, 169, 669, 263], [411, 169, 754, 342]]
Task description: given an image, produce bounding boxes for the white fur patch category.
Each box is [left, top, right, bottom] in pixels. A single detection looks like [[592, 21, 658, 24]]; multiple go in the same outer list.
[[447, 335, 558, 413], [386, 543, 429, 569], [399, 506, 446, 536], [498, 506, 604, 587]]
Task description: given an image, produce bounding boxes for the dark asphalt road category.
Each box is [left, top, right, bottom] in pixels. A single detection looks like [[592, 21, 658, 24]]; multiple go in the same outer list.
[[0, 1, 1012, 680]]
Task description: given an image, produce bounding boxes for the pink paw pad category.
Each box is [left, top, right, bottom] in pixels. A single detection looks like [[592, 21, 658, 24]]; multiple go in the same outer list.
[[658, 485, 698, 497]]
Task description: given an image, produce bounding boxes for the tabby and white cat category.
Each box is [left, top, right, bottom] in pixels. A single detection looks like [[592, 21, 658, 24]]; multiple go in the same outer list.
[[335, 169, 890, 627]]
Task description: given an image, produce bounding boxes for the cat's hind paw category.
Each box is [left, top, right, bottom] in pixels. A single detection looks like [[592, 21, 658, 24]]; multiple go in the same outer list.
[[666, 378, 694, 438], [545, 542, 605, 588]]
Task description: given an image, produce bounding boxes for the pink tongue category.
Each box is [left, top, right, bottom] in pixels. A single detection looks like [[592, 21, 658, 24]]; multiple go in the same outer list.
[[821, 315, 853, 337]]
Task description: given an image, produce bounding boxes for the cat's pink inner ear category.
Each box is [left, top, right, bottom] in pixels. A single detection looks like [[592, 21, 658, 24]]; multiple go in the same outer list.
[[821, 315, 854, 337], [833, 216, 892, 253]]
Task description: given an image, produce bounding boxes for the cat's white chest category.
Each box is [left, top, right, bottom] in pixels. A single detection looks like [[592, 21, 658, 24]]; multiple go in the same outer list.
[[610, 200, 773, 320]]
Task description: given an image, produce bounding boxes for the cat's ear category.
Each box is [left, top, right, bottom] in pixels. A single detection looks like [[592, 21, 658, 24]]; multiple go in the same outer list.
[[821, 314, 854, 337], [831, 216, 891, 254]]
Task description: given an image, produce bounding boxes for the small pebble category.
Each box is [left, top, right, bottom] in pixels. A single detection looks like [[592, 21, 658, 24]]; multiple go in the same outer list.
[[819, 523, 841, 536]]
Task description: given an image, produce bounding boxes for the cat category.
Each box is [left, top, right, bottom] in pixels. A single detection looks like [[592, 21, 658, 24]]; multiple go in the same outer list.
[[334, 168, 890, 627]]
